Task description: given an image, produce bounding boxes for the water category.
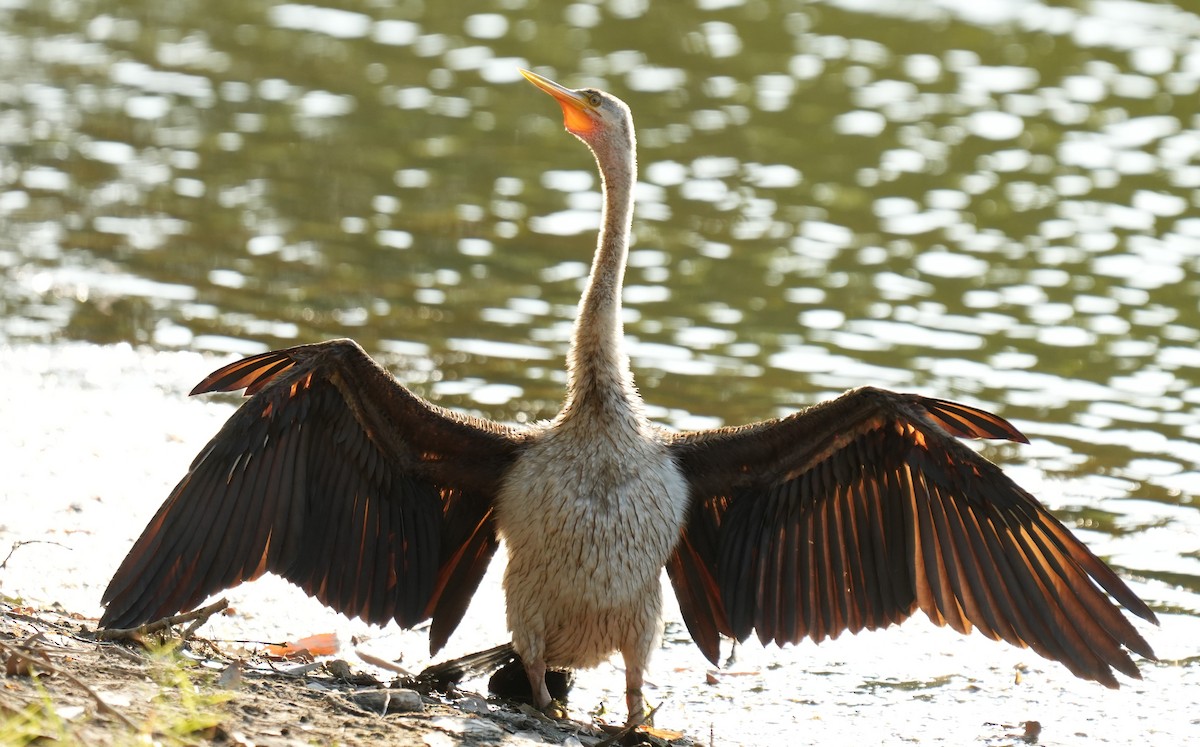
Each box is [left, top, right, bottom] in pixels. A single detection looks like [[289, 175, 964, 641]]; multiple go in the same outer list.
[[2, 0, 1199, 743]]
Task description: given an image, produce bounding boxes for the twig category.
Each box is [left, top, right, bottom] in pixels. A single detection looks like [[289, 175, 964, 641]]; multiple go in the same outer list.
[[0, 640, 138, 730], [1, 608, 54, 627], [354, 648, 413, 676], [4, 603, 110, 651], [0, 539, 70, 570], [94, 598, 229, 642], [104, 645, 146, 664], [182, 613, 212, 640], [323, 690, 378, 719]]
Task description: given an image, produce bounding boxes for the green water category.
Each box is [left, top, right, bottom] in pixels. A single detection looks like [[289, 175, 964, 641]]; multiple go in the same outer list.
[[2, 0, 1198, 743]]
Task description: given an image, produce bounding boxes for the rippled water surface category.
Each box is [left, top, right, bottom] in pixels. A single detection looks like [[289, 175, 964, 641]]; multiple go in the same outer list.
[[3, 0, 1200, 744]]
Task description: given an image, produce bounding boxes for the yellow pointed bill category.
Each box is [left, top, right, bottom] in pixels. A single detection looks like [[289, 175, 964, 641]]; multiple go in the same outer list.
[[520, 69, 598, 135]]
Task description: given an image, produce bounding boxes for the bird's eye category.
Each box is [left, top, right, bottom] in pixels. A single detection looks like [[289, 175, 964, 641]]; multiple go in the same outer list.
[[588, 93, 601, 107]]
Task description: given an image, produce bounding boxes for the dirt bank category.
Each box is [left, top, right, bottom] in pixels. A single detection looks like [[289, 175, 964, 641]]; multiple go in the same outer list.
[[0, 602, 685, 746]]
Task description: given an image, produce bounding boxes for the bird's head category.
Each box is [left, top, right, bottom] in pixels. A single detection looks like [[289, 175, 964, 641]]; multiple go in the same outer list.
[[521, 69, 635, 167]]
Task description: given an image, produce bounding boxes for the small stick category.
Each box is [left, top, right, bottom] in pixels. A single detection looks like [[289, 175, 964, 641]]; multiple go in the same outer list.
[[0, 539, 70, 570], [355, 648, 413, 676], [0, 641, 138, 730], [94, 599, 229, 642], [182, 614, 212, 640], [104, 645, 146, 664]]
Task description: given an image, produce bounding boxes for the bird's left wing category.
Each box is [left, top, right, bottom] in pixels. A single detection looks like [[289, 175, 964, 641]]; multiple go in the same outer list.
[[664, 386, 1156, 686], [100, 339, 525, 652]]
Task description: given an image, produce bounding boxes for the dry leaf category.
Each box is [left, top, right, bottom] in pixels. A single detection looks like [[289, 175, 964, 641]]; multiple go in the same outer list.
[[4, 649, 50, 677], [217, 660, 243, 690], [266, 632, 339, 658], [637, 724, 686, 741], [4, 653, 30, 677]]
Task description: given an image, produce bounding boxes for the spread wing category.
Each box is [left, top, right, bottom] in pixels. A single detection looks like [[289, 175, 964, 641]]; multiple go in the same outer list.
[[665, 386, 1157, 687], [100, 339, 524, 652]]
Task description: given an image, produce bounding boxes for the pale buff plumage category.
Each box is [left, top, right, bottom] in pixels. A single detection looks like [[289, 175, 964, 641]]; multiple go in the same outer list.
[[494, 72, 689, 716]]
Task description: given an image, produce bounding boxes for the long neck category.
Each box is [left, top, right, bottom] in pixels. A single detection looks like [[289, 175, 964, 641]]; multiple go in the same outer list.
[[560, 145, 641, 425]]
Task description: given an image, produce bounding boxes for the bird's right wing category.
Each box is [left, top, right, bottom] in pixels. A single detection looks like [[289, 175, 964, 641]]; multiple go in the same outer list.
[[664, 387, 1156, 686], [100, 339, 524, 652]]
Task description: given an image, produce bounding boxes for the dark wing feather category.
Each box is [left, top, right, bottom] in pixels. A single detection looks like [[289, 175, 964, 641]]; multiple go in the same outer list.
[[101, 339, 522, 652], [665, 494, 733, 663], [425, 491, 500, 653], [666, 386, 1157, 684]]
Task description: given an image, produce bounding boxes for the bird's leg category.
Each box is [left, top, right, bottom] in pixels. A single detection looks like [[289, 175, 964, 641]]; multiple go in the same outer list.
[[523, 656, 554, 712], [622, 649, 647, 726]]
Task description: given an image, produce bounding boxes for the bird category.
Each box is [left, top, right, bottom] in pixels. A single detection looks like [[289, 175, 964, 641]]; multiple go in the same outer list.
[[100, 69, 1158, 726]]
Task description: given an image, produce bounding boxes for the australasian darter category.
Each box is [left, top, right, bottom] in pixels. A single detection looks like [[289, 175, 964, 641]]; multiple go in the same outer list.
[[100, 70, 1157, 725]]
